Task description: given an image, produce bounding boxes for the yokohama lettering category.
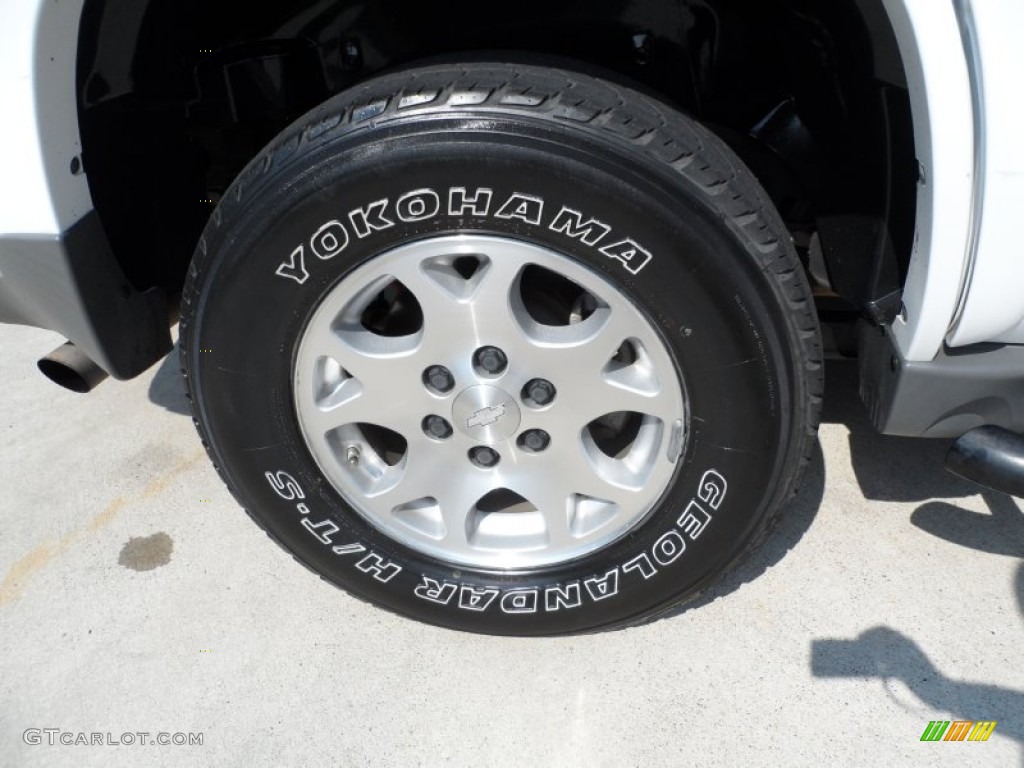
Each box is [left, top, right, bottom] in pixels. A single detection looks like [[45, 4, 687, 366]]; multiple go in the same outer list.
[[275, 187, 654, 284]]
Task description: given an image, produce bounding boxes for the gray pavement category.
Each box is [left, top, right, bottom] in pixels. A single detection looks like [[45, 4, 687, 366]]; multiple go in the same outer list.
[[1, 323, 1021, 767]]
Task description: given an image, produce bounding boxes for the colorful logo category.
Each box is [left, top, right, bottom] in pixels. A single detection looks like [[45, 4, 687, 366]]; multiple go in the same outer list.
[[920, 721, 997, 742]]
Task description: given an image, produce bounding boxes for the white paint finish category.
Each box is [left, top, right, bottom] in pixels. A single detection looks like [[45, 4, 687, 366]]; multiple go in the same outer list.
[[881, 0, 975, 361], [993, 318, 1024, 345], [947, 0, 1024, 346], [0, 0, 92, 236]]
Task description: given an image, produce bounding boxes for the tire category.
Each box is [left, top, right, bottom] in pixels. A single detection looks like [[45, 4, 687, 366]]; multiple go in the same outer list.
[[180, 62, 822, 636]]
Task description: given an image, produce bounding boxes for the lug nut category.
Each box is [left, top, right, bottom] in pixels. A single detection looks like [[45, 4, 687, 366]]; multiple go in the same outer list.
[[474, 346, 508, 375], [424, 365, 455, 393], [423, 415, 453, 440], [519, 429, 551, 452], [469, 446, 500, 468], [524, 378, 556, 406]]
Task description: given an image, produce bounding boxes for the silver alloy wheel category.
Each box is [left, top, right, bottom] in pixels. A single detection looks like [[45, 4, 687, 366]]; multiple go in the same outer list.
[[293, 235, 687, 569]]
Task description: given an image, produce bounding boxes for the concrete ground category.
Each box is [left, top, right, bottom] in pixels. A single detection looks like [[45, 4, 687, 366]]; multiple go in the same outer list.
[[1, 323, 1021, 768]]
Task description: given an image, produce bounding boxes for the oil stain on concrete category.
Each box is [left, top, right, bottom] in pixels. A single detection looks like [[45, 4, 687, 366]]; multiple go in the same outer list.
[[0, 451, 201, 605], [118, 532, 174, 572]]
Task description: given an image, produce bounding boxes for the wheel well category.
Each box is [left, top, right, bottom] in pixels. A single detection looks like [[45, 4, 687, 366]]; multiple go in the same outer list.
[[77, 0, 915, 321]]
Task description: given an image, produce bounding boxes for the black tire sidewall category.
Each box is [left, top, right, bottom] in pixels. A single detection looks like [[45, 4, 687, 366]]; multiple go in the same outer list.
[[190, 116, 798, 635]]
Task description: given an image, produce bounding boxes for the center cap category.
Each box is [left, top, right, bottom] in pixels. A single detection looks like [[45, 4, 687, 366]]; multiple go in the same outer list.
[[451, 385, 521, 444]]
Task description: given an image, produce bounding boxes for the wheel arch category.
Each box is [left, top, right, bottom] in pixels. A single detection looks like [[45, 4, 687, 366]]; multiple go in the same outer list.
[[66, 0, 959, 374]]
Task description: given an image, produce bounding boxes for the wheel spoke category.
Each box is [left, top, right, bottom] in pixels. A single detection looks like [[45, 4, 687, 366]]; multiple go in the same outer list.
[[435, 478, 490, 549], [302, 391, 403, 441], [298, 316, 449, 439], [366, 439, 484, 548], [505, 447, 637, 549], [384, 248, 529, 358], [461, 252, 531, 342], [581, 380, 678, 426], [363, 438, 443, 507], [381, 260, 474, 358], [525, 482, 575, 550], [525, 307, 629, 376], [559, 442, 639, 507], [535, 308, 680, 429]]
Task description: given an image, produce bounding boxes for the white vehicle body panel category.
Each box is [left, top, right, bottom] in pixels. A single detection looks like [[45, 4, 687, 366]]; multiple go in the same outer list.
[[0, 0, 91, 237], [948, 0, 1024, 345]]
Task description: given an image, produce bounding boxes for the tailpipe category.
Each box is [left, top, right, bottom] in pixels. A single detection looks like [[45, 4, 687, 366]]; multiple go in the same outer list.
[[37, 341, 109, 393], [946, 425, 1024, 498]]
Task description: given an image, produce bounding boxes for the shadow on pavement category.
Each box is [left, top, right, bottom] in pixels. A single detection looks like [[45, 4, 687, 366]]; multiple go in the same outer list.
[[912, 493, 1024, 559], [148, 347, 190, 416], [829, 344, 1024, 597], [680, 356, 970, 615], [812, 627, 1024, 748], [815, 360, 1023, 758]]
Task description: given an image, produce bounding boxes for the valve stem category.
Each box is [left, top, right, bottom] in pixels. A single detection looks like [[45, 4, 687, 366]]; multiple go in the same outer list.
[[346, 445, 361, 465]]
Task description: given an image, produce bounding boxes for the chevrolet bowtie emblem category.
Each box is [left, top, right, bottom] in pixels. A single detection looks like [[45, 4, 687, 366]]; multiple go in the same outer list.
[[467, 403, 507, 429]]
